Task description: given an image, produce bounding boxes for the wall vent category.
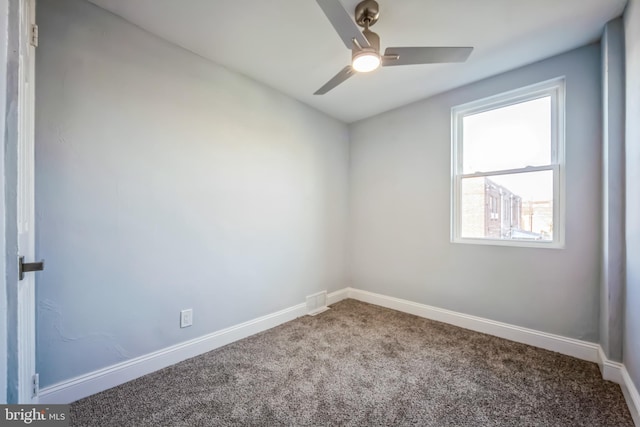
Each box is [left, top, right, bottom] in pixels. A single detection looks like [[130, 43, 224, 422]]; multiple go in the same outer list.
[[306, 291, 329, 316]]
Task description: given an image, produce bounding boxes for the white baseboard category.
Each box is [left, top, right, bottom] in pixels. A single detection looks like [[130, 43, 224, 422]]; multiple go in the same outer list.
[[39, 301, 310, 404], [327, 288, 349, 305], [346, 287, 599, 362], [621, 367, 640, 426], [347, 287, 640, 425], [596, 347, 640, 425], [39, 289, 349, 404], [37, 285, 640, 425], [598, 346, 624, 384]]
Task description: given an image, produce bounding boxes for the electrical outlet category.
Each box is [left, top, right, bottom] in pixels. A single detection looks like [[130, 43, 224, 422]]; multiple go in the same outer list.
[[180, 309, 193, 328]]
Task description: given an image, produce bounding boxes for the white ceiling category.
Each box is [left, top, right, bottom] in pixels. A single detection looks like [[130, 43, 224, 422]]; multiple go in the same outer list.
[[87, 0, 627, 123]]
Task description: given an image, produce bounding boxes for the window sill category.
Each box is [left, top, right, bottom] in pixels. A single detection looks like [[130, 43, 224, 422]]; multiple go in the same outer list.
[[451, 237, 565, 249]]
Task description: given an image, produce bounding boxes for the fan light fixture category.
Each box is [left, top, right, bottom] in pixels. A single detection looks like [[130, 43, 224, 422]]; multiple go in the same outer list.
[[313, 0, 473, 95], [352, 49, 381, 72]]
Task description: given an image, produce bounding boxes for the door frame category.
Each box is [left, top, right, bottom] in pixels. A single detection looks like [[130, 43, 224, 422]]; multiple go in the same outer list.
[[4, 0, 37, 403]]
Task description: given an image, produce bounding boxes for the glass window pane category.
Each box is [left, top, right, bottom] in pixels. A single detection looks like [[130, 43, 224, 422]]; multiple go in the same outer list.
[[462, 97, 551, 174], [460, 171, 553, 241]]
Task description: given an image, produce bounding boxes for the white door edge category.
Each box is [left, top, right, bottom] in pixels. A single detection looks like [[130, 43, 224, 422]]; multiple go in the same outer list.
[[16, 0, 37, 404]]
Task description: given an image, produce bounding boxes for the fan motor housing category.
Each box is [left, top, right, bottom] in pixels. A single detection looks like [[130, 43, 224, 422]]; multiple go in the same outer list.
[[360, 28, 380, 52]]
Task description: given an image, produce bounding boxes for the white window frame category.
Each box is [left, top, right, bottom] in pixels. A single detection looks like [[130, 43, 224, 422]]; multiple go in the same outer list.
[[451, 78, 566, 248]]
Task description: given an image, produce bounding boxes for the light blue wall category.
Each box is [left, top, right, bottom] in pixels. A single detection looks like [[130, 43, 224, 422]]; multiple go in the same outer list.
[[0, 0, 8, 404], [349, 45, 602, 341], [624, 0, 640, 391], [35, 0, 349, 388], [600, 18, 625, 363]]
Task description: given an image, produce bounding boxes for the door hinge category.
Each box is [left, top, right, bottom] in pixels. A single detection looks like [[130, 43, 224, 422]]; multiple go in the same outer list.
[[32, 373, 39, 398], [30, 24, 38, 47]]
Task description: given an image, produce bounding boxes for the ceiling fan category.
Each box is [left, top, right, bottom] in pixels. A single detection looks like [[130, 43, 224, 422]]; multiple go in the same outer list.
[[314, 0, 474, 95]]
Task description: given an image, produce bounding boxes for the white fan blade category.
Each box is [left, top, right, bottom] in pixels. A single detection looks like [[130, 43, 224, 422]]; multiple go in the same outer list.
[[316, 0, 370, 49], [382, 47, 473, 66], [314, 66, 355, 95]]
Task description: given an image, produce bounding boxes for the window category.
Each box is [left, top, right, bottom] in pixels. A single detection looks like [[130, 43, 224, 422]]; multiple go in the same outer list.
[[451, 78, 565, 247]]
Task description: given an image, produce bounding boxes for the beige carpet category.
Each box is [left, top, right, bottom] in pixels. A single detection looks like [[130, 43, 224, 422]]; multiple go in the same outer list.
[[71, 299, 633, 426]]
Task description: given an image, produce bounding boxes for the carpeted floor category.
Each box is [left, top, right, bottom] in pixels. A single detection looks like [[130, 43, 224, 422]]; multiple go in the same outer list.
[[70, 299, 633, 426]]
